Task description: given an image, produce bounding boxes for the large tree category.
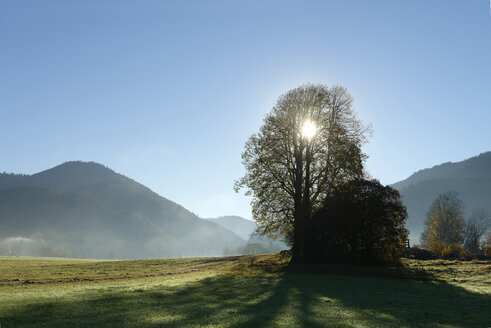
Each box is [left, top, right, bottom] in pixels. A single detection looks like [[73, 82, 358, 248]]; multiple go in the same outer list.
[[235, 84, 370, 260]]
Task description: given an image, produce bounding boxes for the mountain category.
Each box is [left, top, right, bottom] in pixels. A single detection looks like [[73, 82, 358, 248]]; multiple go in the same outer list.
[[392, 152, 491, 243], [205, 215, 288, 253], [205, 216, 257, 240], [0, 161, 246, 258]]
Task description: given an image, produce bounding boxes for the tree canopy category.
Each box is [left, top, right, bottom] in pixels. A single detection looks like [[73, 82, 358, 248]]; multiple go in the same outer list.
[[235, 84, 370, 260]]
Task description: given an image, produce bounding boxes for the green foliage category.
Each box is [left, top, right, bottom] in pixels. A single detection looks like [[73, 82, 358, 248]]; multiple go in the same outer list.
[[308, 179, 408, 264], [421, 191, 465, 248], [235, 84, 369, 259]]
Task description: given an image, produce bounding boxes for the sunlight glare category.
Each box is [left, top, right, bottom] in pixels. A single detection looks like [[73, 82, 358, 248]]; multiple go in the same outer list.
[[301, 119, 317, 140]]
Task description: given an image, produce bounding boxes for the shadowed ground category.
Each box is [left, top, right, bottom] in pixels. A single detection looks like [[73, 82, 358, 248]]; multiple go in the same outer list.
[[1, 254, 490, 327]]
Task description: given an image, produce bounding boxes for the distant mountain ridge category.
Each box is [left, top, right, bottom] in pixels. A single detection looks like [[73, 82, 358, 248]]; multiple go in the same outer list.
[[0, 161, 246, 259], [205, 216, 288, 253], [205, 216, 257, 240], [0, 161, 123, 191], [393, 152, 491, 190], [392, 152, 491, 243]]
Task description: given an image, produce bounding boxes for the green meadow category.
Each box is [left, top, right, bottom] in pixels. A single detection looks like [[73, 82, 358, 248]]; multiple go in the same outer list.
[[0, 254, 490, 328]]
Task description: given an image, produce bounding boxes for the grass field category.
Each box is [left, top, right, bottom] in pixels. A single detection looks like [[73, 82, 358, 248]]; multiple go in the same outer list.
[[0, 253, 490, 327], [0, 255, 243, 283]]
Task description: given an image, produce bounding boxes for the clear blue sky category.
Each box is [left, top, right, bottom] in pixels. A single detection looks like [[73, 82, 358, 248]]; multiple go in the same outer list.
[[1, 0, 491, 219]]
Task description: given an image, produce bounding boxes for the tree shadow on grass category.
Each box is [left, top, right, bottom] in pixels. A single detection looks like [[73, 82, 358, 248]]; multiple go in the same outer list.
[[2, 261, 490, 327]]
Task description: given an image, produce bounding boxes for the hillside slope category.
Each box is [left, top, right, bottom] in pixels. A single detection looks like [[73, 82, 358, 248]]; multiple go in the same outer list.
[[0, 162, 246, 258]]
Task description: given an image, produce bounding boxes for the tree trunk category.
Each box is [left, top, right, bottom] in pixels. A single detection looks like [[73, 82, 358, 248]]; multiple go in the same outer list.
[[291, 140, 304, 262], [301, 142, 313, 262]]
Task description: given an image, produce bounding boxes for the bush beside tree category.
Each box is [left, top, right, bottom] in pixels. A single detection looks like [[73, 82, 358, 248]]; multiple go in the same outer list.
[[305, 179, 409, 265]]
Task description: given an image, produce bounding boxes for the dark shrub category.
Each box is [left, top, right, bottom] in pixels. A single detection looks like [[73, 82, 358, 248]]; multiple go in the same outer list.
[[305, 179, 409, 265]]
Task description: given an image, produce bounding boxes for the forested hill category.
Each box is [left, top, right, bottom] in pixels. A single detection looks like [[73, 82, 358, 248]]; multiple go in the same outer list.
[[392, 152, 491, 242], [0, 161, 246, 259]]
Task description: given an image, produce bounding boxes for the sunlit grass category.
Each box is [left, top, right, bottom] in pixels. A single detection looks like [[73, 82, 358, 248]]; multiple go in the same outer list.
[[0, 255, 243, 283], [0, 254, 489, 327]]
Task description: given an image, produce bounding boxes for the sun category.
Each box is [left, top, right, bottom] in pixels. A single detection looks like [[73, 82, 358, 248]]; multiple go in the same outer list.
[[301, 119, 317, 140]]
